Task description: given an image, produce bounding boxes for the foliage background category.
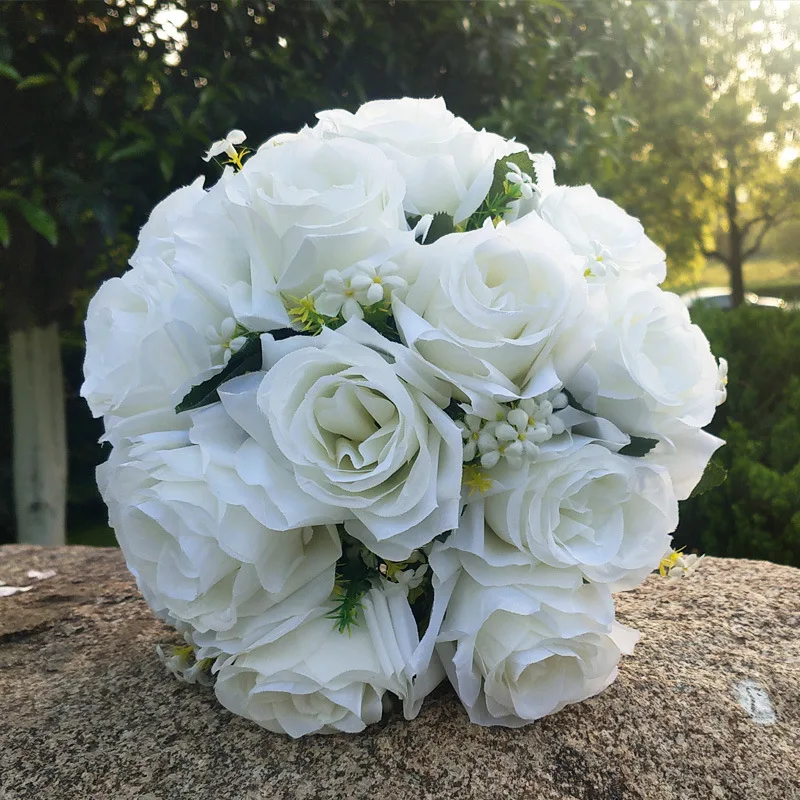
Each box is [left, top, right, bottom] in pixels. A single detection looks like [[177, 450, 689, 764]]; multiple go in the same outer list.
[[0, 0, 798, 564]]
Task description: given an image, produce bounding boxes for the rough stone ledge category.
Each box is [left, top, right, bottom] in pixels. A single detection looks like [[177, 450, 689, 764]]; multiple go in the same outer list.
[[1, 545, 798, 800]]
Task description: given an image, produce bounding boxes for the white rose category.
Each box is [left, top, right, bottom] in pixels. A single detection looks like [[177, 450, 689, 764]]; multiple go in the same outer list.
[[314, 97, 525, 222], [191, 385, 337, 538], [429, 520, 637, 727], [573, 278, 724, 497], [130, 177, 206, 267], [538, 183, 666, 283], [213, 583, 430, 736], [214, 136, 412, 303], [394, 215, 596, 413], [81, 258, 231, 429], [484, 440, 678, 589], [98, 408, 341, 648], [251, 321, 462, 560], [169, 174, 291, 332]]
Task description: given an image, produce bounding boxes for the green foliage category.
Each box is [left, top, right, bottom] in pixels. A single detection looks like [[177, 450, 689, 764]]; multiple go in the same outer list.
[[599, 1, 800, 285], [328, 532, 432, 634], [462, 152, 535, 231], [425, 212, 457, 243], [175, 334, 262, 414], [407, 211, 456, 243], [360, 301, 401, 343], [0, 212, 9, 249], [15, 198, 57, 246], [675, 306, 800, 566], [489, 152, 535, 200], [689, 457, 728, 499], [618, 436, 659, 458], [327, 533, 384, 633]]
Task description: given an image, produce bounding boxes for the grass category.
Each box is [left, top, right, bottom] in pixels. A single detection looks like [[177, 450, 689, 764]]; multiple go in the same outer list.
[[666, 257, 800, 301]]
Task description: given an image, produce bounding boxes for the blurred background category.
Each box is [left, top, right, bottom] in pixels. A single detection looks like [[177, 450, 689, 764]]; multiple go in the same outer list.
[[1, 0, 798, 565]]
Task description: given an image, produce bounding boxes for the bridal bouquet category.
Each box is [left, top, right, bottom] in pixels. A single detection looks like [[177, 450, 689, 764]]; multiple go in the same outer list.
[[83, 97, 726, 737]]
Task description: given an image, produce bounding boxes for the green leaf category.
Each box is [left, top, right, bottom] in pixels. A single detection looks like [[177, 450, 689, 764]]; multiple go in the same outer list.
[[618, 436, 659, 457], [64, 75, 79, 100], [42, 53, 61, 73], [487, 150, 535, 200], [0, 63, 21, 82], [159, 151, 175, 182], [16, 73, 57, 90], [562, 388, 597, 417], [108, 140, 154, 163], [0, 189, 21, 205], [96, 139, 116, 161], [406, 213, 421, 230], [0, 211, 10, 248], [689, 458, 727, 499], [66, 54, 89, 76], [175, 335, 263, 413], [423, 211, 455, 244], [17, 199, 57, 246]]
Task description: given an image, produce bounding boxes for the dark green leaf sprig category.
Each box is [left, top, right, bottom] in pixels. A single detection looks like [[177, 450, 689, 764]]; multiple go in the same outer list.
[[327, 530, 433, 634], [175, 332, 263, 413], [462, 151, 537, 231], [407, 152, 539, 242], [327, 531, 376, 634]]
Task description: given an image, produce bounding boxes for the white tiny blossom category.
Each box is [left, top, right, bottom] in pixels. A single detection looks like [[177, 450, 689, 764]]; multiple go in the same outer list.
[[715, 358, 729, 406], [665, 553, 705, 585], [156, 644, 214, 686], [393, 563, 429, 592], [184, 661, 215, 686], [488, 413, 541, 469], [313, 270, 363, 320], [203, 129, 246, 162], [505, 161, 535, 199], [206, 317, 247, 364], [551, 391, 569, 410], [349, 261, 408, 306], [585, 240, 614, 278], [156, 643, 190, 675], [226, 336, 247, 363], [455, 414, 483, 462], [459, 394, 568, 470], [313, 262, 407, 321]]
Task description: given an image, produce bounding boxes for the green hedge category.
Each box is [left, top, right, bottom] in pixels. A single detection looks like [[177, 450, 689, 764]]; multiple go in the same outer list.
[[675, 305, 800, 567]]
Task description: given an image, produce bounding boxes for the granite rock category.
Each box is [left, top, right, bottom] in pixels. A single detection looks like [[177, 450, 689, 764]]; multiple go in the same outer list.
[[1, 545, 798, 800]]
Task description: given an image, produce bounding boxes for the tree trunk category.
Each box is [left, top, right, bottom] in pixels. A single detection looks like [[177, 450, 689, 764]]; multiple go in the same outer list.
[[728, 249, 745, 308], [725, 155, 746, 308], [728, 209, 745, 307], [10, 323, 67, 545]]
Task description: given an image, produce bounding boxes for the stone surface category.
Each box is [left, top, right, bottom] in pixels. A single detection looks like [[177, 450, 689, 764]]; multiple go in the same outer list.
[[1, 545, 798, 800]]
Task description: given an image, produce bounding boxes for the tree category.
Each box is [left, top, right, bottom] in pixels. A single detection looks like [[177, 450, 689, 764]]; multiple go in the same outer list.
[[0, 0, 178, 543], [600, 0, 800, 296]]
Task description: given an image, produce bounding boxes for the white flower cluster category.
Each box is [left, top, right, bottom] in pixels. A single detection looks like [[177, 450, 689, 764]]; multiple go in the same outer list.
[[83, 97, 725, 737], [457, 394, 568, 469]]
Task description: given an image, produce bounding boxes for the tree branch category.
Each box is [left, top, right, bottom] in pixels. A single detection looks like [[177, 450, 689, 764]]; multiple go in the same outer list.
[[702, 248, 730, 266], [742, 208, 799, 262], [741, 214, 770, 240]]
